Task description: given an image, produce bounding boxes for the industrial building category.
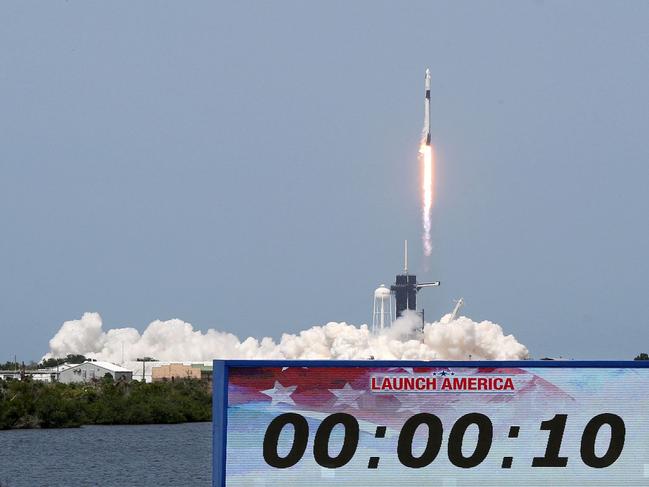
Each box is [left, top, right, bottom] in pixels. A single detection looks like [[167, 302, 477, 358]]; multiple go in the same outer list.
[[0, 364, 74, 382], [0, 370, 20, 381], [56, 361, 132, 383], [0, 361, 132, 383], [152, 363, 213, 382]]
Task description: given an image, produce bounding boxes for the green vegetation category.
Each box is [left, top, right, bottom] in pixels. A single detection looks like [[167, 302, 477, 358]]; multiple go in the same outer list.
[[634, 352, 649, 360], [1, 354, 88, 371], [0, 378, 211, 429], [0, 360, 38, 371], [40, 354, 87, 368]]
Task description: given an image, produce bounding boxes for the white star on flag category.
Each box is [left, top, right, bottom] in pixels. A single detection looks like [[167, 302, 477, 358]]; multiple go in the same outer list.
[[261, 381, 297, 406], [329, 383, 364, 409], [396, 393, 433, 413]]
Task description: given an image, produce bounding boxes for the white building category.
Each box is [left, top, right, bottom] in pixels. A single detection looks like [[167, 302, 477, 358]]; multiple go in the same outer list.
[[29, 363, 75, 383], [57, 361, 132, 383], [0, 370, 21, 381]]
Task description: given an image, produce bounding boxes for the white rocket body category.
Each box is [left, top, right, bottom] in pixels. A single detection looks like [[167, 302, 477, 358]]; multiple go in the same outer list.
[[423, 68, 431, 145]]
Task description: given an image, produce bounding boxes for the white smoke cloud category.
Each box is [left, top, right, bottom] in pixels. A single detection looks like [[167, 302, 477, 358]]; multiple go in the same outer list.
[[44, 311, 529, 363]]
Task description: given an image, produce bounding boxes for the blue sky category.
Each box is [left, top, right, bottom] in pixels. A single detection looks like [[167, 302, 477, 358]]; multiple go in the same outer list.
[[1, 1, 648, 361]]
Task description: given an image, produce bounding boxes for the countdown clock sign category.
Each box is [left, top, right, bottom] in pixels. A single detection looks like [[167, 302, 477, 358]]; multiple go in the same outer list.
[[213, 360, 649, 486]]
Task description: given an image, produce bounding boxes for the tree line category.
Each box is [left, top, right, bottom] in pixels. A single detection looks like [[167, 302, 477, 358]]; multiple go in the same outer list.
[[0, 377, 211, 429], [0, 354, 88, 371]]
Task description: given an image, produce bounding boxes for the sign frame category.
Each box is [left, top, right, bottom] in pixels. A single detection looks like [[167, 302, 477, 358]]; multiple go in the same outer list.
[[213, 359, 649, 487]]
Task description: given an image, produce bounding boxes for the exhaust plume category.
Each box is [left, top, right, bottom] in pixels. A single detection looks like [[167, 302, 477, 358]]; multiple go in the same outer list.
[[420, 143, 434, 257], [44, 311, 529, 363]]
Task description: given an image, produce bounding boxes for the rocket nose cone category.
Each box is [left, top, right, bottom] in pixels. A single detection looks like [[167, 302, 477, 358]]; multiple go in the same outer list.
[[425, 68, 431, 76]]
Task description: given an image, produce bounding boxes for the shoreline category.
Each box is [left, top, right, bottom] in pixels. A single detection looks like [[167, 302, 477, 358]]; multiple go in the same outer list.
[[0, 378, 212, 430]]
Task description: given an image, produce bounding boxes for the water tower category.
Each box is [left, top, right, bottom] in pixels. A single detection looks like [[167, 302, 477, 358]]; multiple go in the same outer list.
[[372, 284, 392, 333]]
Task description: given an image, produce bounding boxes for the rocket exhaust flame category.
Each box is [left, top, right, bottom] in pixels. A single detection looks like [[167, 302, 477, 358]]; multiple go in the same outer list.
[[420, 143, 433, 257]]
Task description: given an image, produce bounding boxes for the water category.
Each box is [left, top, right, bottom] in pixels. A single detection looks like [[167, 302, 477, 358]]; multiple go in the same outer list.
[[0, 422, 212, 487]]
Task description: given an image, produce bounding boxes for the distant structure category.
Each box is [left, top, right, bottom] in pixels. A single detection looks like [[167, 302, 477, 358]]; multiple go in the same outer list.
[[390, 240, 440, 318], [57, 361, 132, 383], [372, 284, 392, 333], [0, 361, 132, 383], [152, 363, 213, 382], [450, 298, 464, 321], [0, 370, 20, 381], [371, 241, 441, 333]]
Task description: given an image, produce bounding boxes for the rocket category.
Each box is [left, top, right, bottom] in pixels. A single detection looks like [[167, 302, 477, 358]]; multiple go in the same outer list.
[[423, 68, 431, 145]]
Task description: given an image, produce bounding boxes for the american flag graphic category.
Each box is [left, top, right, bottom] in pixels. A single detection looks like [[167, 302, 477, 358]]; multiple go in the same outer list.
[[228, 366, 573, 430]]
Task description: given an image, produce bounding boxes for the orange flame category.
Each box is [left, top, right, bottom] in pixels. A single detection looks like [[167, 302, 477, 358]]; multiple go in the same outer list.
[[420, 143, 434, 256]]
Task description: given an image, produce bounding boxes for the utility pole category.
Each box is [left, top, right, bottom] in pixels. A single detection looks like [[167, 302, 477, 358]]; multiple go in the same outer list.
[[136, 357, 157, 383]]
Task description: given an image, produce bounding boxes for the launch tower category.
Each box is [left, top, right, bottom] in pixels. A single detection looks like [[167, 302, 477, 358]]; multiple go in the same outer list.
[[391, 241, 440, 318]]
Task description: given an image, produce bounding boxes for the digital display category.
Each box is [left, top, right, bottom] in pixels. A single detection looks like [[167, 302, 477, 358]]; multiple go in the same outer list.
[[213, 361, 649, 486]]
